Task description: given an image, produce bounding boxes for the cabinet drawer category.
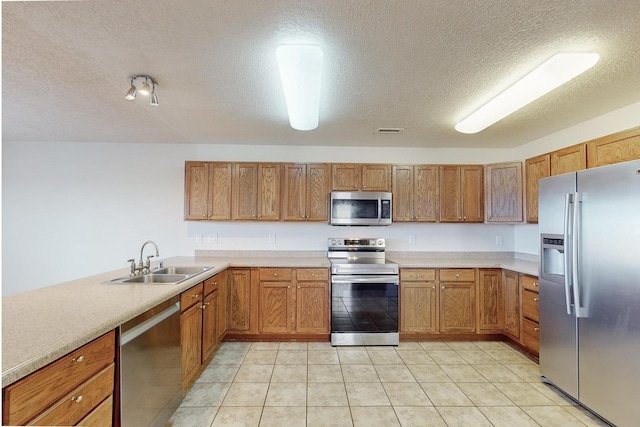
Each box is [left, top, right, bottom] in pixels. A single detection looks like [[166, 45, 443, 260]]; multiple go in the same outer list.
[[439, 269, 475, 282], [204, 273, 224, 296], [522, 289, 539, 322], [521, 275, 539, 292], [3, 330, 115, 426], [259, 268, 293, 281], [400, 269, 436, 282], [78, 395, 113, 427], [296, 268, 328, 281], [28, 364, 114, 426], [522, 317, 540, 353], [181, 283, 204, 310]]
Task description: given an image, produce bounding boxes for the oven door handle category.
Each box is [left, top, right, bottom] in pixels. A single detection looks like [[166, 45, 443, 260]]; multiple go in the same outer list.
[[331, 275, 399, 284]]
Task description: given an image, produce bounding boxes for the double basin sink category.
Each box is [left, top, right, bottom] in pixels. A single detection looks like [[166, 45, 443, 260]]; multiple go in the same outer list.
[[105, 266, 213, 284]]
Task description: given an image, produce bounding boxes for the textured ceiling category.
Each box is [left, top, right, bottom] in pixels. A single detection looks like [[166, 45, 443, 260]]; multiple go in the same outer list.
[[3, 0, 640, 148]]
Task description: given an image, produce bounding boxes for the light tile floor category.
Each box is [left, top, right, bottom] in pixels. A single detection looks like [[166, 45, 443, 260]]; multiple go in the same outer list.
[[166, 341, 611, 427]]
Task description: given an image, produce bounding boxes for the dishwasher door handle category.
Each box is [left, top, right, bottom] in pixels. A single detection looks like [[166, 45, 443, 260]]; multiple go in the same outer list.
[[120, 302, 180, 346]]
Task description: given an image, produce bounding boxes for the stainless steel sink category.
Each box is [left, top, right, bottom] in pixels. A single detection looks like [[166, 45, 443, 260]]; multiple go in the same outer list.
[[124, 274, 190, 284], [104, 266, 213, 284], [151, 266, 212, 275]]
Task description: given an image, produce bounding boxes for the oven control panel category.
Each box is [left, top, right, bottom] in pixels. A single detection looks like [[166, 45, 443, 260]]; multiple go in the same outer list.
[[328, 238, 385, 249]]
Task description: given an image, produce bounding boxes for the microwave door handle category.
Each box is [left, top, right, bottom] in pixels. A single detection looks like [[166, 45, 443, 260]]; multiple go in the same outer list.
[[563, 193, 574, 315], [377, 197, 382, 222]]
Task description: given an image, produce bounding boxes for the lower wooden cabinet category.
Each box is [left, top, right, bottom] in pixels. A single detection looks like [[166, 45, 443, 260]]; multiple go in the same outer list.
[[227, 268, 252, 332], [258, 268, 329, 335], [478, 269, 504, 333], [502, 270, 520, 339], [2, 330, 116, 426], [520, 275, 540, 354], [399, 269, 438, 333], [440, 275, 476, 333]]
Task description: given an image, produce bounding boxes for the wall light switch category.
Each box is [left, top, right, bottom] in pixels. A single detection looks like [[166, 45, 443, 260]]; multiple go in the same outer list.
[[409, 235, 416, 244], [495, 235, 503, 246], [207, 234, 218, 244], [195, 234, 203, 243], [268, 233, 276, 244]]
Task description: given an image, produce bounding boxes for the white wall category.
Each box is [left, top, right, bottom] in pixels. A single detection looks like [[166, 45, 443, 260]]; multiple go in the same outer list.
[[3, 101, 640, 296]]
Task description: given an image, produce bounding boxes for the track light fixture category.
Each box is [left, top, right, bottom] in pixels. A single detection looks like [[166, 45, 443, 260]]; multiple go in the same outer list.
[[124, 74, 159, 106]]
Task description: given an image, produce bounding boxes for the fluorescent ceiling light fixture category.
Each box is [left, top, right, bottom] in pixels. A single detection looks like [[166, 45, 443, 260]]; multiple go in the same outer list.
[[455, 52, 600, 134], [276, 44, 323, 131]]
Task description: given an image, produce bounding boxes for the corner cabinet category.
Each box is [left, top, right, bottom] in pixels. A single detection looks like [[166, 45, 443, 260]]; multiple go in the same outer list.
[[282, 163, 331, 221], [392, 165, 439, 222], [485, 162, 523, 222], [2, 331, 116, 426], [184, 161, 233, 220], [439, 165, 484, 222]]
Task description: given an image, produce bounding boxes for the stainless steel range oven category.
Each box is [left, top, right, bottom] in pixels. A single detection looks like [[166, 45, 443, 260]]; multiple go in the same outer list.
[[328, 238, 399, 346]]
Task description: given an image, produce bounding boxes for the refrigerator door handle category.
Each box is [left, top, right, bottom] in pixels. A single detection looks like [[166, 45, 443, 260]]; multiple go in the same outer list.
[[572, 192, 585, 318], [563, 193, 574, 315]]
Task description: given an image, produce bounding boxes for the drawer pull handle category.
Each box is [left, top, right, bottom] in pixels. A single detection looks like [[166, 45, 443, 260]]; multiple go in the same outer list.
[[192, 294, 199, 298], [441, 286, 445, 289], [71, 395, 83, 404], [73, 355, 85, 363], [273, 273, 278, 276], [534, 327, 540, 331], [533, 297, 539, 301], [456, 274, 460, 278], [533, 282, 538, 287]]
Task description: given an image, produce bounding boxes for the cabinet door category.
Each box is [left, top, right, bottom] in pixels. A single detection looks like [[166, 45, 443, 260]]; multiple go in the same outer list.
[[485, 162, 523, 222], [184, 161, 209, 220], [439, 282, 475, 333], [331, 164, 360, 190], [414, 165, 439, 222], [257, 163, 281, 220], [216, 272, 228, 341], [460, 165, 484, 222], [306, 163, 331, 221], [392, 165, 414, 221], [586, 126, 640, 168], [233, 163, 258, 220], [259, 282, 294, 333], [400, 282, 437, 333], [202, 290, 218, 362], [228, 269, 251, 331], [181, 302, 203, 389], [439, 166, 461, 222], [551, 144, 586, 175], [525, 154, 550, 223], [296, 281, 330, 333], [478, 269, 503, 332], [361, 164, 391, 191], [209, 162, 233, 220], [502, 270, 520, 339], [282, 163, 306, 221]]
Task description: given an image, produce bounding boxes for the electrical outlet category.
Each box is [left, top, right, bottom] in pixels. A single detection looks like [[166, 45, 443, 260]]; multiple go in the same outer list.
[[495, 235, 503, 246], [195, 234, 203, 243], [207, 234, 218, 244], [268, 233, 276, 244], [409, 235, 416, 244]]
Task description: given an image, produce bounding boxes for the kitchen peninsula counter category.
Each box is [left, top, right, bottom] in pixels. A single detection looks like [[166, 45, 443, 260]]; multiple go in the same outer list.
[[2, 252, 536, 387]]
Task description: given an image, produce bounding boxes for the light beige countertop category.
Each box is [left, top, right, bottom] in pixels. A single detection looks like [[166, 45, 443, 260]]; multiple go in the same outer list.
[[2, 252, 537, 387]]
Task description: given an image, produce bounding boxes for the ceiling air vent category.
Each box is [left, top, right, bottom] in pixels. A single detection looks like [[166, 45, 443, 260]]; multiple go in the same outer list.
[[375, 127, 405, 134]]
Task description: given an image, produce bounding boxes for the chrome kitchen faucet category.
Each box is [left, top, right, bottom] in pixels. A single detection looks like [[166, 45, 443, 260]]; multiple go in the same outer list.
[[127, 240, 160, 276]]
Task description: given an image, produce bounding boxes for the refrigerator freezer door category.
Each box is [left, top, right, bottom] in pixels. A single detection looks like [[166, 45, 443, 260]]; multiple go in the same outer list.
[[576, 159, 640, 427], [538, 172, 579, 400]]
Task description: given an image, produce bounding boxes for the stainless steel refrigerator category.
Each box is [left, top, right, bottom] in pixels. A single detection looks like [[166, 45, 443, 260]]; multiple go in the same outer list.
[[538, 159, 640, 427]]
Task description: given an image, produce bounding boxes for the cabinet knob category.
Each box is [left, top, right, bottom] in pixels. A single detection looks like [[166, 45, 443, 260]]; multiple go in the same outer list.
[[441, 286, 445, 289], [463, 216, 467, 220], [213, 281, 217, 285], [297, 286, 300, 288], [534, 327, 540, 331], [458, 217, 462, 220], [287, 285, 291, 288], [192, 294, 199, 298], [456, 274, 460, 278], [273, 273, 278, 276], [72, 355, 85, 363], [71, 395, 83, 404], [534, 297, 539, 301], [202, 214, 206, 218], [533, 282, 538, 287]]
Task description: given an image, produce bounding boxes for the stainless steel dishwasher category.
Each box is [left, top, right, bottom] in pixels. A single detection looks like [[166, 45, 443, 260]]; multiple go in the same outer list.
[[119, 296, 181, 427]]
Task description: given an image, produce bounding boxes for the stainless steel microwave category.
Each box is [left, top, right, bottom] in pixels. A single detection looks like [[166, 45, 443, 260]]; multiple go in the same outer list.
[[329, 191, 392, 225]]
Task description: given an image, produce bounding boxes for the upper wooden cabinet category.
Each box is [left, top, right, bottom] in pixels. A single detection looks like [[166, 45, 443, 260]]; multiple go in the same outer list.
[[331, 163, 391, 191], [282, 163, 331, 221], [485, 162, 523, 222], [586, 126, 640, 168], [184, 162, 233, 220], [392, 165, 438, 222], [551, 144, 586, 175], [439, 165, 484, 222], [524, 154, 550, 223], [233, 163, 281, 220]]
